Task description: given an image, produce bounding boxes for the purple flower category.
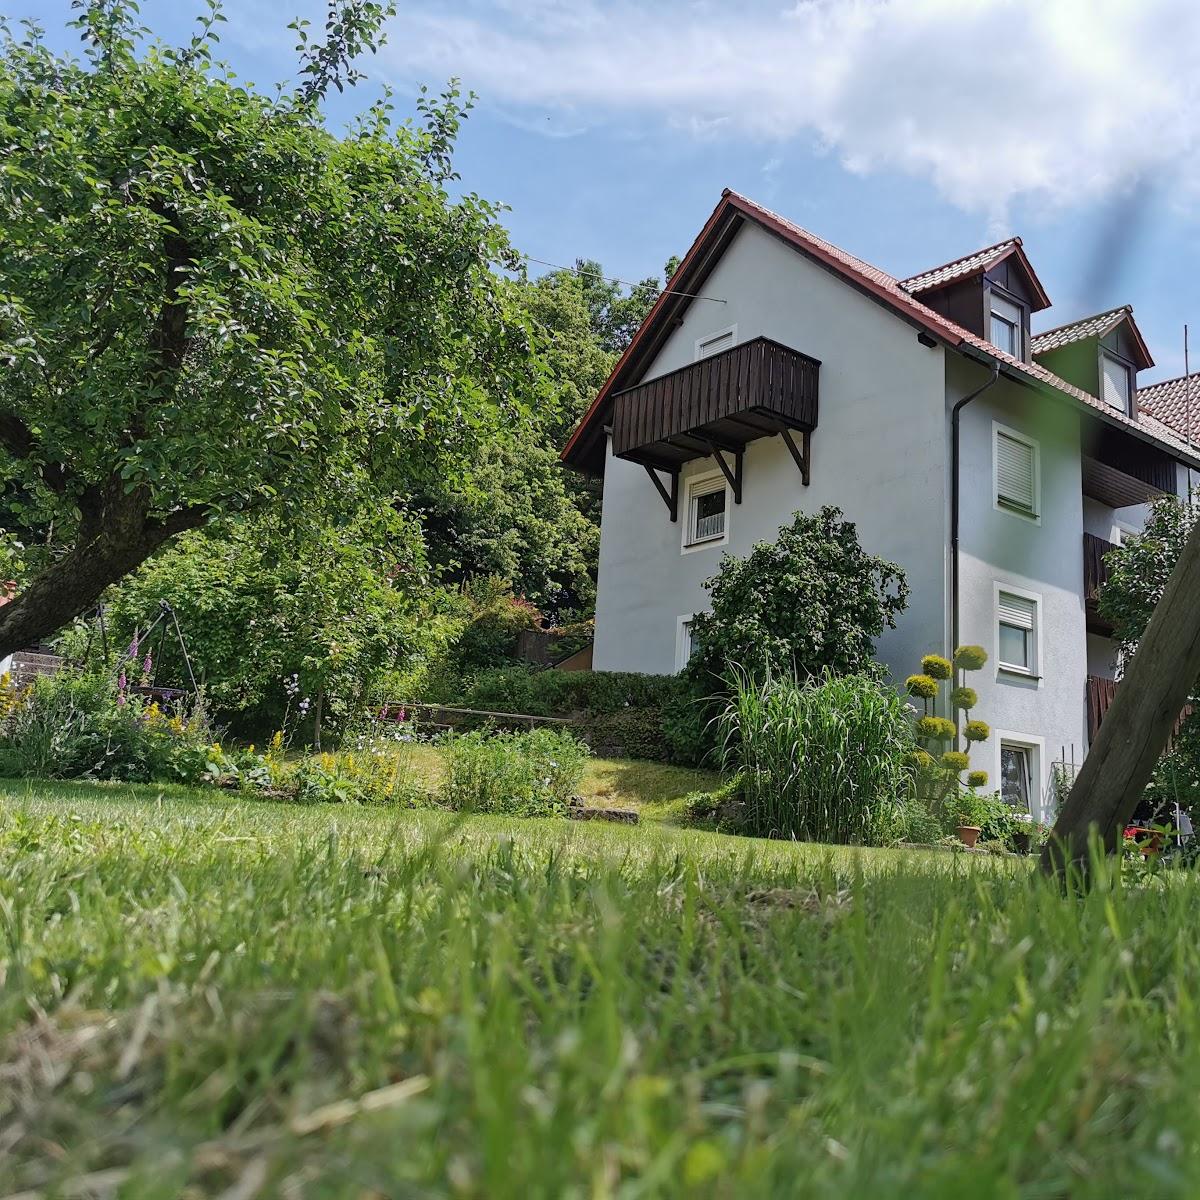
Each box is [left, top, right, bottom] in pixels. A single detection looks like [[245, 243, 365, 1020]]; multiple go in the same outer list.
[[142, 652, 153, 677], [128, 634, 139, 659], [118, 671, 127, 691]]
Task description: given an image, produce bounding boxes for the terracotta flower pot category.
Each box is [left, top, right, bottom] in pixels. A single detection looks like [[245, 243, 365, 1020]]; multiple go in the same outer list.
[[956, 824, 982, 849]]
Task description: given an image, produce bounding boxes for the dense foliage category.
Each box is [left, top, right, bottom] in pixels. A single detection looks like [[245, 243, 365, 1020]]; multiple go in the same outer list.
[[1099, 495, 1200, 821], [0, 2, 531, 656], [438, 726, 589, 817], [719, 670, 914, 845], [686, 506, 909, 687]]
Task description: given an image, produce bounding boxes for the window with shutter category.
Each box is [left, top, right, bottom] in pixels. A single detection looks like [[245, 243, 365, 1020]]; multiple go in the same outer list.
[[994, 426, 1038, 518], [989, 293, 1024, 358], [695, 327, 736, 360], [1101, 353, 1132, 413], [997, 590, 1038, 674]]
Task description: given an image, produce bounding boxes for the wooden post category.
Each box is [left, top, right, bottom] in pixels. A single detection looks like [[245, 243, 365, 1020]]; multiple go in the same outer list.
[[1041, 513, 1200, 880]]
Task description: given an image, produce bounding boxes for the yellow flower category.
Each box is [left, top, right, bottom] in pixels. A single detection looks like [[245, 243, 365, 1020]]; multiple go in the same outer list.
[[247, 743, 255, 753]]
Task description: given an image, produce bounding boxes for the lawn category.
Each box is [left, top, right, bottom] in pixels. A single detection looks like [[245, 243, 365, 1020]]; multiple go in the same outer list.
[[399, 743, 722, 821], [4, 780, 1200, 1197]]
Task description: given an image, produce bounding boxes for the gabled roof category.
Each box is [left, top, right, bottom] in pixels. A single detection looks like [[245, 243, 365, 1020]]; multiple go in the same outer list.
[[561, 189, 1199, 473], [1031, 305, 1155, 369], [1139, 371, 1200, 446], [900, 237, 1052, 311]]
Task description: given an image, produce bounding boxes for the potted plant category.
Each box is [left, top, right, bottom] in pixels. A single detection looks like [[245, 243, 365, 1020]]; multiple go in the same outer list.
[[954, 789, 987, 848]]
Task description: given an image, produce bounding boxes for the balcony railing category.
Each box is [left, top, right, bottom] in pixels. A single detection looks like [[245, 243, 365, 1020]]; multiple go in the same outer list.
[[611, 336, 819, 473], [1087, 673, 1191, 747], [1083, 532, 1116, 603]]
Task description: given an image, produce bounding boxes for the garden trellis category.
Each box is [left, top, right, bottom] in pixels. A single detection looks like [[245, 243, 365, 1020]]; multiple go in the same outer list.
[[100, 599, 199, 706]]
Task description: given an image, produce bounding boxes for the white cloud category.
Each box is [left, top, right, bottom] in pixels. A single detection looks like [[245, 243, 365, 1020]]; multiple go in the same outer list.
[[381, 0, 1200, 219]]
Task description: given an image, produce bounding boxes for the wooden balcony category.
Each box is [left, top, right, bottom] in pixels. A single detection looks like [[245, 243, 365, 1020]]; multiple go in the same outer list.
[[1086, 675, 1117, 743], [1082, 425, 1176, 508], [1083, 532, 1117, 633], [611, 337, 819, 496], [1087, 673, 1191, 747]]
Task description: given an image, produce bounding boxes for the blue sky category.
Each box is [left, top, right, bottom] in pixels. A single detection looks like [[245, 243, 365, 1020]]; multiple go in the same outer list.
[[11, 0, 1200, 382]]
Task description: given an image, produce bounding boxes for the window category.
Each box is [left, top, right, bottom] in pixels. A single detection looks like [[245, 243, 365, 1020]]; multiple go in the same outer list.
[[1101, 352, 1132, 413], [989, 292, 1024, 357], [994, 424, 1039, 519], [676, 615, 701, 670], [683, 475, 728, 550], [695, 325, 737, 360], [1000, 744, 1033, 811], [997, 589, 1038, 675]]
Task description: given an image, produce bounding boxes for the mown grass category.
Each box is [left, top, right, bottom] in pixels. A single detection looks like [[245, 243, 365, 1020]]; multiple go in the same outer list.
[[400, 743, 721, 820], [3, 779, 1200, 1197]]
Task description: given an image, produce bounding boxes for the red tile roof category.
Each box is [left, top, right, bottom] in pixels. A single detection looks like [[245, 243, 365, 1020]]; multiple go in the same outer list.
[[900, 237, 1051, 310], [562, 189, 1198, 470], [900, 238, 1019, 292], [1139, 372, 1200, 447], [1031, 304, 1154, 370]]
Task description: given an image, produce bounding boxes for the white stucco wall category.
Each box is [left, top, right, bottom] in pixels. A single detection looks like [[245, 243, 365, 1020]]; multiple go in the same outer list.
[[952, 358, 1090, 821], [592, 220, 949, 681]]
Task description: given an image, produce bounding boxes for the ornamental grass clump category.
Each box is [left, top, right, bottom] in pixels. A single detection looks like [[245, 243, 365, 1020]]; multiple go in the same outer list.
[[720, 668, 914, 845]]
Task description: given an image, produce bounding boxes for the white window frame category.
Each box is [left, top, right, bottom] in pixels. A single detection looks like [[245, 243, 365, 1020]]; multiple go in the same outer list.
[[989, 292, 1024, 358], [694, 324, 738, 361], [675, 614, 700, 672], [1100, 351, 1133, 415], [994, 581, 1043, 681], [992, 420, 1041, 524], [994, 731, 1046, 822], [681, 469, 730, 554]]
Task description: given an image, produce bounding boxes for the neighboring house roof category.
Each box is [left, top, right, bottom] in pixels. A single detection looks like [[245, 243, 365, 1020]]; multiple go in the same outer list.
[[1031, 305, 1155, 369], [1139, 372, 1200, 447], [561, 189, 1200, 472], [899, 237, 1051, 311]]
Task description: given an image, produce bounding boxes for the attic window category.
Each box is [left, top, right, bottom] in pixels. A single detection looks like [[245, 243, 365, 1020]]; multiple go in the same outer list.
[[695, 326, 736, 360], [1101, 353, 1133, 414], [989, 292, 1024, 358]]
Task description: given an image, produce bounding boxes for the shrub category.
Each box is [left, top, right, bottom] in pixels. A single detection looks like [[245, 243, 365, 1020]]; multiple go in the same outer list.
[[950, 686, 978, 710], [463, 667, 681, 718], [450, 578, 542, 676], [953, 645, 988, 671], [905, 674, 938, 700], [720, 670, 914, 845], [941, 750, 970, 772], [915, 716, 956, 742], [439, 726, 589, 817], [964, 719, 990, 743], [921, 655, 953, 681], [684, 504, 908, 704], [967, 769, 989, 788], [0, 670, 215, 783], [289, 749, 426, 807]]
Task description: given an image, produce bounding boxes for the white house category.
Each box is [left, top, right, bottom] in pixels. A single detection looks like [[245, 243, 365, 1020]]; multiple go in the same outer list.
[[562, 189, 1200, 823]]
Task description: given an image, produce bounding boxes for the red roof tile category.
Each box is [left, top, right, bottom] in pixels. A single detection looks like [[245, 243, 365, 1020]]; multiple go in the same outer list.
[[900, 239, 1020, 293], [1139, 372, 1200, 447], [562, 190, 1197, 470]]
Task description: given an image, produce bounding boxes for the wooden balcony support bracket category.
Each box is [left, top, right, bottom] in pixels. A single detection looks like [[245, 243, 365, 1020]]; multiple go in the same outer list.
[[643, 463, 679, 522], [704, 439, 743, 504], [780, 426, 812, 486]]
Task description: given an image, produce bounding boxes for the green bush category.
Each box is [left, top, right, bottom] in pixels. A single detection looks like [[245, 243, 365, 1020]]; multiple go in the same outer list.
[[289, 749, 426, 807], [463, 667, 681, 718], [450, 578, 542, 675], [0, 670, 215, 783], [719, 670, 914, 845], [438, 726, 589, 817]]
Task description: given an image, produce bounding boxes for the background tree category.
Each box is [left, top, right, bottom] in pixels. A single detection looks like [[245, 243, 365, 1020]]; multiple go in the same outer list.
[[93, 503, 427, 743], [0, 1, 529, 657], [1097, 494, 1200, 822]]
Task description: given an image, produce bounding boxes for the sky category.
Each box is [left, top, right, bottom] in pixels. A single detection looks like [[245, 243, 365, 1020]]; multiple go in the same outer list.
[[10, 0, 1200, 383]]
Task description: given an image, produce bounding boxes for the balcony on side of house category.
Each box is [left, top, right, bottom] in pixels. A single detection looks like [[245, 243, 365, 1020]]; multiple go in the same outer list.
[[610, 337, 820, 479], [1081, 423, 1176, 509], [1083, 531, 1117, 634]]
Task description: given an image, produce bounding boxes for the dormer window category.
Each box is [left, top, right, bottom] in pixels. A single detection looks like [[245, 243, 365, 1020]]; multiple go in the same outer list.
[[1101, 352, 1133, 414], [989, 291, 1025, 358]]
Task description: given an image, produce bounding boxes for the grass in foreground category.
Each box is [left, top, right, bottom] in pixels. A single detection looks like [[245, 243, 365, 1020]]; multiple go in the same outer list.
[[3, 780, 1200, 1198]]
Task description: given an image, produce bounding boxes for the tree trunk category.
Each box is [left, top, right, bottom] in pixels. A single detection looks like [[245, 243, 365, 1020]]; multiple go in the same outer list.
[[0, 483, 205, 660], [312, 686, 324, 751], [1041, 512, 1200, 883]]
